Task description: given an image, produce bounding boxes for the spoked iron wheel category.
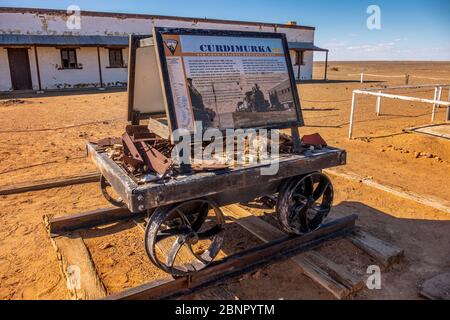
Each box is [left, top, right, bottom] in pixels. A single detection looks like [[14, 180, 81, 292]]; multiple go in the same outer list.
[[144, 199, 225, 276], [100, 175, 125, 208], [276, 172, 333, 235]]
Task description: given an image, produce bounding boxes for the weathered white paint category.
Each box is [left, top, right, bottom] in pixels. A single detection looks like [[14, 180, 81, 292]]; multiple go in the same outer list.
[[0, 46, 39, 91], [0, 11, 314, 41], [36, 46, 101, 89], [28, 47, 40, 90], [99, 47, 128, 87], [0, 48, 12, 91], [289, 50, 313, 80], [0, 9, 317, 91]]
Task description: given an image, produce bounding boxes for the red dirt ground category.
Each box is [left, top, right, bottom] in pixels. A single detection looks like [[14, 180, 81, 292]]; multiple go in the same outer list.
[[0, 61, 449, 300]]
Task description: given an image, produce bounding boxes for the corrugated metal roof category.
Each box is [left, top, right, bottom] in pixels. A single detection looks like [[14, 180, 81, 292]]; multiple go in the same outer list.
[[0, 35, 327, 52], [288, 42, 328, 52], [0, 34, 129, 46]]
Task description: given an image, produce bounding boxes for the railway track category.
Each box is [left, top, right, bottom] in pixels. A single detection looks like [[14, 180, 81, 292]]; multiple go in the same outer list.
[[44, 205, 403, 300]]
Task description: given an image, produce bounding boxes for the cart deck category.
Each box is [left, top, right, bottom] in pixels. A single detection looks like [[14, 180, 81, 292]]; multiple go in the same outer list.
[[87, 142, 346, 213]]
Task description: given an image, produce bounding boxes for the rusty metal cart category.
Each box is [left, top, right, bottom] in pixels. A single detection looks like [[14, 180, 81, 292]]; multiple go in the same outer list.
[[87, 28, 347, 277]]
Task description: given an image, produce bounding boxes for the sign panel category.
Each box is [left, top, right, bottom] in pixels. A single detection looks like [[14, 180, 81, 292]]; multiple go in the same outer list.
[[154, 28, 304, 132]]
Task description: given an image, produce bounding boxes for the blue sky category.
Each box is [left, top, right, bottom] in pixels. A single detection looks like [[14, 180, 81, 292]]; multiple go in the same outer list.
[[1, 0, 449, 60]]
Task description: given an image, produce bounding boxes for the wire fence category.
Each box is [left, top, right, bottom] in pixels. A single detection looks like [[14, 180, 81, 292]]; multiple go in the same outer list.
[[0, 117, 124, 134], [0, 156, 87, 176]]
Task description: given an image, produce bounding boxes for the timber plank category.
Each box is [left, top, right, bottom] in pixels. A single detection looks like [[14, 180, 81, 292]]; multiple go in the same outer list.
[[290, 255, 351, 299], [48, 207, 138, 236], [147, 117, 170, 140], [304, 251, 365, 293], [420, 272, 450, 300], [347, 228, 404, 269], [50, 232, 107, 299], [0, 172, 100, 196]]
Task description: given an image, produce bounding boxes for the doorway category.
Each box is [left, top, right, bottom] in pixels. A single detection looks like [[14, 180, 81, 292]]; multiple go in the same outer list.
[[7, 48, 33, 90]]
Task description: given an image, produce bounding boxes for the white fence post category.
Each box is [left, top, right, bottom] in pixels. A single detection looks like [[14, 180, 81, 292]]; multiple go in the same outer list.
[[376, 91, 382, 116], [432, 87, 438, 122], [349, 92, 357, 140], [360, 73, 364, 84], [350, 85, 450, 139], [432, 86, 442, 122], [447, 87, 450, 122]]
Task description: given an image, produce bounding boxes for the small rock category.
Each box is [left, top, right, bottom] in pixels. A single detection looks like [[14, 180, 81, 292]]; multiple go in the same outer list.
[[100, 242, 113, 250], [414, 152, 421, 158]]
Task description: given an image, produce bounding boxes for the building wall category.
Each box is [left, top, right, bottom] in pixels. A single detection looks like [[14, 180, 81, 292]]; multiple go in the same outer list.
[[0, 46, 40, 91], [0, 48, 12, 90], [0, 11, 315, 42], [0, 46, 130, 91], [0, 9, 316, 91], [290, 50, 314, 81], [37, 47, 103, 89], [28, 47, 40, 90], [99, 47, 128, 87]]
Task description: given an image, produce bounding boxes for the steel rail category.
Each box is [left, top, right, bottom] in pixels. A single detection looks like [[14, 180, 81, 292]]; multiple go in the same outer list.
[[103, 214, 356, 300]]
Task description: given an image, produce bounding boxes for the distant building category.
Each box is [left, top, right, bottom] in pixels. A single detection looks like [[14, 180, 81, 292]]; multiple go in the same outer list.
[[0, 7, 328, 92]]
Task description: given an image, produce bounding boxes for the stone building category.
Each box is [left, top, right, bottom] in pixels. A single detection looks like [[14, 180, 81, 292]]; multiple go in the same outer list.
[[0, 7, 328, 92]]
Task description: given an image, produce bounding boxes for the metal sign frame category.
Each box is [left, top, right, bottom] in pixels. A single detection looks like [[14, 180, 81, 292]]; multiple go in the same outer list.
[[152, 27, 305, 135]]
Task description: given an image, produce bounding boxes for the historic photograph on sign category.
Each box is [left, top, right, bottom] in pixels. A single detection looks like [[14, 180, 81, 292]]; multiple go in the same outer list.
[[159, 31, 303, 132]]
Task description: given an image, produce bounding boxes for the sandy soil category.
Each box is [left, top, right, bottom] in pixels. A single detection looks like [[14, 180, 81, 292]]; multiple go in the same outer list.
[[0, 62, 449, 300]]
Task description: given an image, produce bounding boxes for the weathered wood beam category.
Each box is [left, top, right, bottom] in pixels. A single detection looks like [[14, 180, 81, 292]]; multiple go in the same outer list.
[[50, 232, 107, 299], [147, 117, 170, 140], [0, 173, 100, 196], [290, 255, 351, 299], [303, 251, 365, 294], [47, 207, 139, 236], [347, 228, 404, 270], [420, 272, 450, 300]]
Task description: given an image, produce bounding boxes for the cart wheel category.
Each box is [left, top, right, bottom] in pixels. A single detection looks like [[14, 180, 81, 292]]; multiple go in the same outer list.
[[276, 172, 333, 235], [144, 198, 225, 276], [100, 175, 125, 208]]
